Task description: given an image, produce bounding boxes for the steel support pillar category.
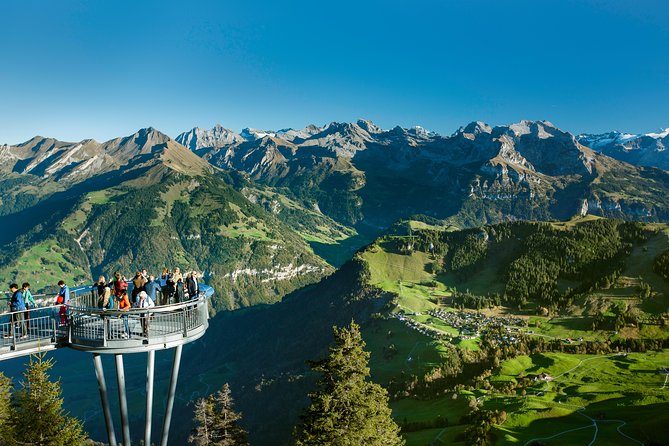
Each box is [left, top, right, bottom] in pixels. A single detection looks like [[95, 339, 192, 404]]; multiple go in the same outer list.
[[115, 354, 131, 446], [145, 350, 155, 446], [93, 354, 118, 446], [160, 344, 183, 446]]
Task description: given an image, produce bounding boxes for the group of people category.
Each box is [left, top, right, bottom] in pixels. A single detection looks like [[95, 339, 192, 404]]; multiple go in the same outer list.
[[94, 268, 201, 339], [4, 280, 70, 339], [3, 267, 201, 341]]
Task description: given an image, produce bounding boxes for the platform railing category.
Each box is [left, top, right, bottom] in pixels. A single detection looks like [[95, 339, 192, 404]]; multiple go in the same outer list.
[[66, 291, 210, 351], [0, 305, 66, 352], [69, 300, 206, 340]]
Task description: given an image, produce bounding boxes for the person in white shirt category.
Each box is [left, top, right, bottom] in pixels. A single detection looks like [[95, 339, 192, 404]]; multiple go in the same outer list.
[[135, 291, 155, 337]]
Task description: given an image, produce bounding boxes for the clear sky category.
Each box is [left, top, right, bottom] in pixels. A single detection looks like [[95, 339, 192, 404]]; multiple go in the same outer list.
[[1, 0, 668, 144]]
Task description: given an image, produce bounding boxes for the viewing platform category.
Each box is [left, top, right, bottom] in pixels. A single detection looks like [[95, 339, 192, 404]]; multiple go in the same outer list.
[[0, 284, 214, 359], [0, 282, 215, 446]]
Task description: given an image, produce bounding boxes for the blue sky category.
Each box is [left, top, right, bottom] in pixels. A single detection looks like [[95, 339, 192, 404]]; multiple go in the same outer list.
[[1, 0, 668, 143]]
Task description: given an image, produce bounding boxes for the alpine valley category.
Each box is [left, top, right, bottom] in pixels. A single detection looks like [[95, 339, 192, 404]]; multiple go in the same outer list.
[[1, 119, 669, 446]]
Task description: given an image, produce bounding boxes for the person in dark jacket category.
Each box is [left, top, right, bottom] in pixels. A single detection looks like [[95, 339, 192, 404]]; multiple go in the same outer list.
[[144, 275, 162, 305], [165, 273, 176, 304], [186, 271, 200, 300], [131, 271, 147, 303], [7, 283, 27, 338], [175, 277, 185, 303]]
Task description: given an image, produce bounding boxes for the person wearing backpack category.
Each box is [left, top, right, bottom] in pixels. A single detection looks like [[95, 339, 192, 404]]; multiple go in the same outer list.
[[55, 280, 70, 326], [97, 286, 113, 310], [6, 284, 27, 338], [112, 272, 128, 306]]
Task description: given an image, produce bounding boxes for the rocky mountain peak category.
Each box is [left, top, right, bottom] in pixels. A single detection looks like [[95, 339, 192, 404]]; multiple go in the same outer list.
[[356, 119, 383, 134], [503, 120, 560, 139], [240, 128, 276, 141], [276, 124, 324, 142], [175, 124, 245, 151], [464, 121, 493, 135], [122, 127, 172, 151]]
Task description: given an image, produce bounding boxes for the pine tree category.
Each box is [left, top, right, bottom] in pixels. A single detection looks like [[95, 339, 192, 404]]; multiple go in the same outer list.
[[189, 383, 249, 446], [189, 396, 215, 446], [9, 353, 87, 446], [0, 372, 14, 443], [295, 321, 404, 446]]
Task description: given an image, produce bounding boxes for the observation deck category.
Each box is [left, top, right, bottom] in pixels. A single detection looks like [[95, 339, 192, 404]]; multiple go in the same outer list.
[[0, 283, 214, 446], [0, 284, 213, 359]]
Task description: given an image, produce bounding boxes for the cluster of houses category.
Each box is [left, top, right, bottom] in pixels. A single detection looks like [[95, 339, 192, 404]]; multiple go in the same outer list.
[[392, 308, 528, 346], [429, 309, 525, 338]]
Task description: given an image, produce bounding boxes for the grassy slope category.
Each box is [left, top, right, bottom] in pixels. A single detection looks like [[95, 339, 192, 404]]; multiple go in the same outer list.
[[0, 171, 332, 310], [491, 351, 669, 445], [0, 239, 89, 289], [357, 219, 669, 445]]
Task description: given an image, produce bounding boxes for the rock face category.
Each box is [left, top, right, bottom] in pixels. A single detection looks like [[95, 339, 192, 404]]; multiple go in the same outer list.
[[578, 129, 669, 170], [177, 119, 669, 227], [175, 124, 245, 154]]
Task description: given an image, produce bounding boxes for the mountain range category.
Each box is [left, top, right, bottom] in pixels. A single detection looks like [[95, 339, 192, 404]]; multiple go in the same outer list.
[[1, 119, 669, 306], [176, 119, 669, 227], [0, 128, 330, 309], [578, 127, 669, 170]]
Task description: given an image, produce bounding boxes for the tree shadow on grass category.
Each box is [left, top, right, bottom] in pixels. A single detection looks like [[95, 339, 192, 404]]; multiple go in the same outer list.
[[527, 354, 556, 373]]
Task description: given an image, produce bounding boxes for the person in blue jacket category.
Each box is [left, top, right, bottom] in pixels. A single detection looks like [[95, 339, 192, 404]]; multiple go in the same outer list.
[[7, 283, 27, 338]]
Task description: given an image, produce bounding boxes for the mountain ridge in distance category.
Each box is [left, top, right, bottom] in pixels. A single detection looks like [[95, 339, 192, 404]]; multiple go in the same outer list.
[[175, 118, 669, 228]]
